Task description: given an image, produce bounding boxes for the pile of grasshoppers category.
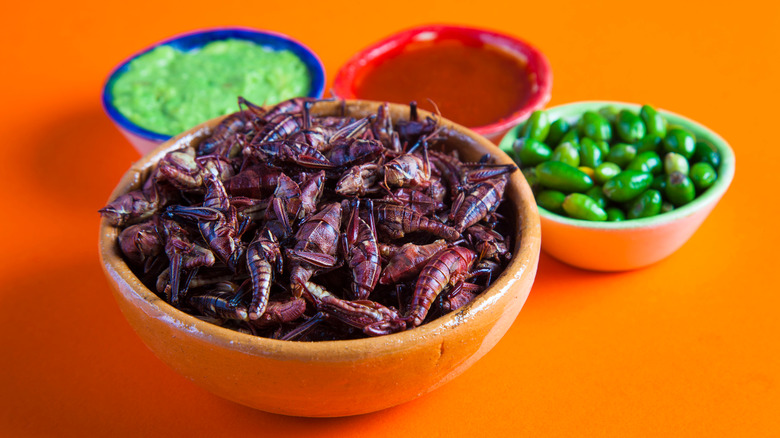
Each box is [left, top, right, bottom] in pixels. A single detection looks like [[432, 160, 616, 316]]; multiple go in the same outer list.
[[100, 98, 518, 340]]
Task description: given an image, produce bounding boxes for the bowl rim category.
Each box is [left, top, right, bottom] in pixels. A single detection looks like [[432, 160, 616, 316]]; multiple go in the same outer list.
[[330, 24, 553, 136], [498, 100, 735, 230], [101, 26, 326, 143], [99, 99, 541, 360]]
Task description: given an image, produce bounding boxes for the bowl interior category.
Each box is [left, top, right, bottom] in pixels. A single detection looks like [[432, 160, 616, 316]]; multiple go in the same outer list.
[[100, 99, 541, 360], [332, 25, 552, 136], [498, 101, 735, 230], [101, 27, 326, 142]]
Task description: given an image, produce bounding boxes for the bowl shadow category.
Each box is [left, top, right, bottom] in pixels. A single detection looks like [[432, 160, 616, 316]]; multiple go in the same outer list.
[[29, 103, 139, 211], [0, 258, 395, 434], [0, 257, 454, 435]]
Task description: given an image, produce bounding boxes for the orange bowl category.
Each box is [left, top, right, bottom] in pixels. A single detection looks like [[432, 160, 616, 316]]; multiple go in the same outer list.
[[99, 100, 541, 417], [499, 101, 735, 271]]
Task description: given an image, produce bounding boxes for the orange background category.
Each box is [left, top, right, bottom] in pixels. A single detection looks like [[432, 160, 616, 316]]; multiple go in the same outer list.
[[2, 1, 779, 436]]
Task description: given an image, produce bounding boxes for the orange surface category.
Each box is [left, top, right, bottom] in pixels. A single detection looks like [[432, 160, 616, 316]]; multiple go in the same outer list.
[[1, 1, 778, 436]]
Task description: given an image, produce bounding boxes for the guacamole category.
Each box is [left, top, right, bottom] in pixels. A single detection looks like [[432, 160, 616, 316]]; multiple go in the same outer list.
[[111, 39, 311, 135]]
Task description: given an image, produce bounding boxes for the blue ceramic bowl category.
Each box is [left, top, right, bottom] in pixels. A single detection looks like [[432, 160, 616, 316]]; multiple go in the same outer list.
[[102, 27, 325, 154]]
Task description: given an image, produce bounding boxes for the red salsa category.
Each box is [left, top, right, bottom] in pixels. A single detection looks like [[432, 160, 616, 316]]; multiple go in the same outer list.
[[352, 40, 532, 128]]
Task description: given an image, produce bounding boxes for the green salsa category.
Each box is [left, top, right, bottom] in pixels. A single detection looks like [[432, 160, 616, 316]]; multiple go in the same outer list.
[[111, 39, 311, 135]]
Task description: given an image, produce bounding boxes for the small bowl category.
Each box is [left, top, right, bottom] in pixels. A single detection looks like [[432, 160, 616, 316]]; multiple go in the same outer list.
[[99, 100, 541, 417], [332, 24, 552, 142], [101, 27, 326, 155], [499, 101, 735, 271]]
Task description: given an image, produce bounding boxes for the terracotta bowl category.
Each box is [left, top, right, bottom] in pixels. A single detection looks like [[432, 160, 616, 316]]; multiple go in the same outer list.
[[99, 100, 541, 417], [498, 101, 735, 271]]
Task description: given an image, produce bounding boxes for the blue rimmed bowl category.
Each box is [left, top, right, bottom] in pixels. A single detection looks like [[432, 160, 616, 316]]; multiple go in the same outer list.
[[102, 27, 325, 155], [499, 101, 735, 271]]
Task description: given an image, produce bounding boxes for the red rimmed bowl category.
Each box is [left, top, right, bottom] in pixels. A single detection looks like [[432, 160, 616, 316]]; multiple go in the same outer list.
[[332, 24, 552, 143]]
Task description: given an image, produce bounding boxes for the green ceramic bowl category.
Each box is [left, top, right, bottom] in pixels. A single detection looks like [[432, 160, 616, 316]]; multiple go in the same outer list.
[[499, 101, 735, 271]]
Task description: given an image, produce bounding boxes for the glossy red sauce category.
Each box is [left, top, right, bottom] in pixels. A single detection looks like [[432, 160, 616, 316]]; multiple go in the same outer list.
[[352, 40, 532, 128]]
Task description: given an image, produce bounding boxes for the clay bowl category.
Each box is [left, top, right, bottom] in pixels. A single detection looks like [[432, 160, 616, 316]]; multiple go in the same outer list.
[[99, 100, 541, 417], [499, 101, 735, 271]]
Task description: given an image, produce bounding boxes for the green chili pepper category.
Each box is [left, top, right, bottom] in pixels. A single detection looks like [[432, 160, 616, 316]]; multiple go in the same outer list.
[[579, 137, 603, 168], [594, 162, 622, 184], [578, 111, 612, 142], [536, 161, 594, 193], [562, 193, 608, 221], [536, 190, 566, 214], [665, 172, 696, 206], [639, 105, 667, 138], [606, 207, 626, 221], [559, 129, 579, 147], [664, 152, 690, 175], [598, 106, 620, 125], [546, 118, 570, 146], [515, 138, 552, 167], [551, 142, 580, 167], [585, 186, 609, 209], [522, 110, 550, 142], [666, 124, 695, 140], [627, 189, 662, 219], [602, 170, 653, 202], [689, 162, 718, 191], [606, 143, 637, 168], [627, 151, 662, 174], [636, 134, 663, 154], [595, 140, 610, 155], [664, 128, 696, 159], [650, 175, 667, 191], [692, 140, 721, 169], [616, 109, 646, 143]]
